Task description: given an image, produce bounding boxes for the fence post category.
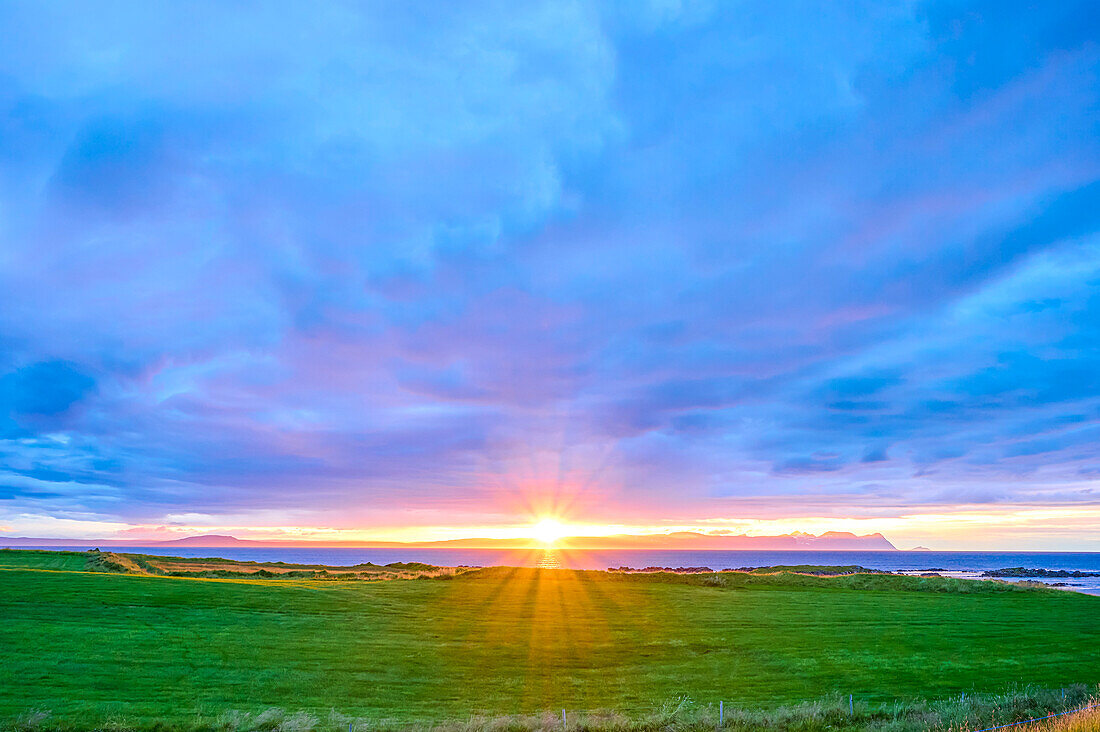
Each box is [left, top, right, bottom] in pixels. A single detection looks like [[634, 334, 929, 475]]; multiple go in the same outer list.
[[849, 694, 853, 715], [562, 709, 567, 729], [719, 700, 724, 726]]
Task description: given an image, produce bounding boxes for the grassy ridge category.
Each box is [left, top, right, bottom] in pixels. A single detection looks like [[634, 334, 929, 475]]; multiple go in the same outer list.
[[0, 550, 1098, 730], [4, 548, 448, 579], [3, 549, 1064, 591]]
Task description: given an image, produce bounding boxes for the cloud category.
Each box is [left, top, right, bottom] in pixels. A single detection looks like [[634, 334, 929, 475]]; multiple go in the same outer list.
[[0, 1, 1098, 541], [0, 361, 97, 438]]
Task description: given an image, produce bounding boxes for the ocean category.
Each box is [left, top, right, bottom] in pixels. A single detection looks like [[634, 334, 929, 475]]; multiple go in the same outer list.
[[12, 545, 1100, 594]]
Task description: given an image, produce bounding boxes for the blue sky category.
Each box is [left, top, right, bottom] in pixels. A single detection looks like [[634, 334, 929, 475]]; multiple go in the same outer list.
[[1, 1, 1099, 548]]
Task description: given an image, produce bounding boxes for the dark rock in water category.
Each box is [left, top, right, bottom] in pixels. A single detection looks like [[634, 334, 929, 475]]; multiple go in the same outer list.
[[981, 567, 1100, 578], [919, 573, 942, 577], [727, 565, 884, 576], [610, 566, 714, 573], [613, 564, 884, 576]]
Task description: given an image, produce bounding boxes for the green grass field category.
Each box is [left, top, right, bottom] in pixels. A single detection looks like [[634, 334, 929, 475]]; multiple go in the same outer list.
[[1, 549, 1098, 730]]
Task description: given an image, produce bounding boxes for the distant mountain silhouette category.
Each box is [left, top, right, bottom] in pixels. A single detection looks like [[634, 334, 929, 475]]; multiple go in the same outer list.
[[154, 534, 258, 546], [0, 531, 897, 550]]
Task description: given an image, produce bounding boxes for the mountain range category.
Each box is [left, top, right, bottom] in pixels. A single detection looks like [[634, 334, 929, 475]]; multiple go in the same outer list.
[[0, 531, 897, 551]]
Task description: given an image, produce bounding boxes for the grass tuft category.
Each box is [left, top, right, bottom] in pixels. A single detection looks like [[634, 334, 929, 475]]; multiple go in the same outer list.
[[9, 688, 1096, 730]]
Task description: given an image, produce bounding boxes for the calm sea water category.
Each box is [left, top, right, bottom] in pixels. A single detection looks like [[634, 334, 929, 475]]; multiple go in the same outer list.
[[14, 545, 1100, 594]]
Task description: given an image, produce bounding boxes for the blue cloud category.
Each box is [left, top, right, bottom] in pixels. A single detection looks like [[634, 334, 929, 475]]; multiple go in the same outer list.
[[0, 361, 96, 420], [50, 115, 171, 213]]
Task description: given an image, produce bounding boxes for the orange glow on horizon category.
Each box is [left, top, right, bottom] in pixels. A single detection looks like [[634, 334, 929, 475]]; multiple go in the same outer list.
[[9, 504, 1100, 550]]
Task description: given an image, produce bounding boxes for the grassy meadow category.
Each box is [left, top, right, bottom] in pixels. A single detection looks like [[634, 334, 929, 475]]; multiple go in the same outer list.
[[1, 549, 1099, 731]]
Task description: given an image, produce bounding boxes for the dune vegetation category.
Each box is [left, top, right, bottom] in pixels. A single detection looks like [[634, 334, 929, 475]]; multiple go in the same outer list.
[[1017, 703, 1100, 731], [1, 549, 1098, 731]]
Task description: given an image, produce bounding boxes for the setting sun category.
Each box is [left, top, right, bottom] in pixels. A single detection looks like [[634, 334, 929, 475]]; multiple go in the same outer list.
[[531, 518, 566, 545]]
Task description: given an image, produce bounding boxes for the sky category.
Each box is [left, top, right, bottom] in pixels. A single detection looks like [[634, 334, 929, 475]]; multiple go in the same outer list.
[[1, 1, 1099, 550]]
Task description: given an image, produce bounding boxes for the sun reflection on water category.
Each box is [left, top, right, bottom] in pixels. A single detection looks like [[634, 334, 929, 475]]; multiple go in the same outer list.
[[535, 548, 562, 569]]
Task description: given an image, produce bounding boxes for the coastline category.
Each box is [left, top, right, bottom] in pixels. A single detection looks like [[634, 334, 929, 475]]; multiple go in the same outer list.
[[6, 545, 1100, 594]]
